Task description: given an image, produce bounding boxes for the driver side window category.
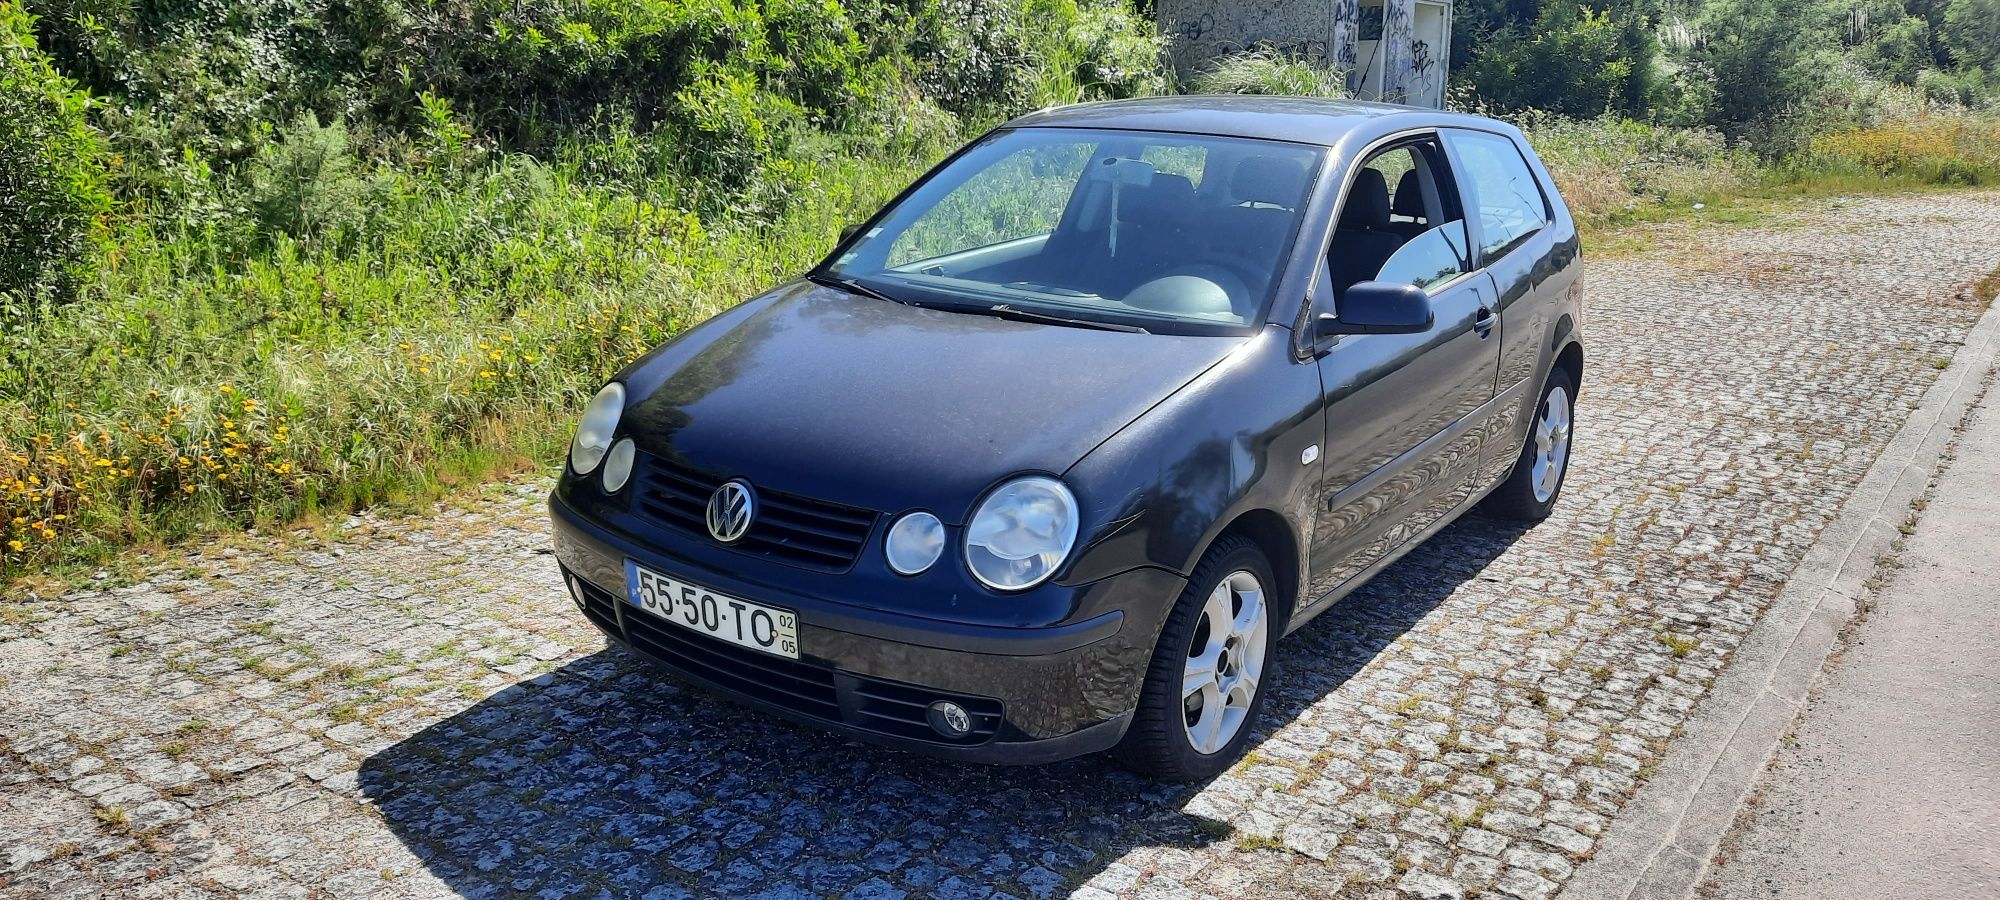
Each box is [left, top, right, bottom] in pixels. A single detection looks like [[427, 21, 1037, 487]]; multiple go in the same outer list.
[[1325, 139, 1471, 303]]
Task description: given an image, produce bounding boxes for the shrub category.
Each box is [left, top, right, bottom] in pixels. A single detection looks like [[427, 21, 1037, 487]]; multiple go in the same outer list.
[[1803, 115, 2000, 184], [1940, 0, 2000, 71], [908, 0, 1037, 117], [765, 0, 878, 122], [670, 59, 802, 211], [0, 1, 109, 314], [1190, 50, 1347, 98], [1462, 3, 1662, 119], [1681, 0, 1843, 141], [1023, 0, 1166, 107], [1859, 15, 1934, 85], [1516, 112, 1754, 225], [238, 115, 392, 253]]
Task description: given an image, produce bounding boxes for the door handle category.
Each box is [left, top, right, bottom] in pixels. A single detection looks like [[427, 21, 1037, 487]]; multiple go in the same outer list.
[[1474, 307, 1497, 338]]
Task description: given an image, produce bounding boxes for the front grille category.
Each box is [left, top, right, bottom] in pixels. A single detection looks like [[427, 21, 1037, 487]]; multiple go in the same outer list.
[[568, 573, 1001, 745], [634, 455, 877, 573]]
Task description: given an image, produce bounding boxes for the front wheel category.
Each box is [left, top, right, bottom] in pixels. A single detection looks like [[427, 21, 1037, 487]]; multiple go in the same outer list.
[[1114, 536, 1275, 781], [1481, 365, 1577, 520]]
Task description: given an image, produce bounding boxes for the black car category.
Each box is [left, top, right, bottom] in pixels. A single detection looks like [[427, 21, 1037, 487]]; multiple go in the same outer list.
[[549, 96, 1583, 780]]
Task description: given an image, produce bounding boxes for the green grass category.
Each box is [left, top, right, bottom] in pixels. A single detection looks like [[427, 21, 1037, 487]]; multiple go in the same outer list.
[[5, 33, 1995, 585], [1, 135, 941, 579]]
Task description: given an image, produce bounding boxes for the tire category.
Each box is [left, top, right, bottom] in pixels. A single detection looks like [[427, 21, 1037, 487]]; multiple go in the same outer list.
[[1114, 535, 1276, 781], [1481, 364, 1578, 521]]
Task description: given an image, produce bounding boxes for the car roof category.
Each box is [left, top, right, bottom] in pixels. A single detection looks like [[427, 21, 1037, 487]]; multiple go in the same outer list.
[[1003, 96, 1510, 147]]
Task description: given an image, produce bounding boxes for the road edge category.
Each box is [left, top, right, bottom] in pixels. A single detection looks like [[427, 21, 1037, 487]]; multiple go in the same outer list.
[[1562, 289, 2000, 900]]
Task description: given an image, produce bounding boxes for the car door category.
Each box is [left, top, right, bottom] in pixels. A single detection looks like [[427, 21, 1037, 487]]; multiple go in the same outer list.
[[1302, 136, 1502, 603], [1440, 128, 1564, 482]]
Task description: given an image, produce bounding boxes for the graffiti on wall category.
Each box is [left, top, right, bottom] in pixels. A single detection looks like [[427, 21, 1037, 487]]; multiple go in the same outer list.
[[1159, 0, 1334, 72], [1156, 0, 1448, 107], [1377, 0, 1415, 103], [1332, 0, 1361, 89]]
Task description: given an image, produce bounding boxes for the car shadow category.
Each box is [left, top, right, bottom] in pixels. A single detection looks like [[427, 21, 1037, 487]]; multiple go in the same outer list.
[[358, 513, 1530, 898]]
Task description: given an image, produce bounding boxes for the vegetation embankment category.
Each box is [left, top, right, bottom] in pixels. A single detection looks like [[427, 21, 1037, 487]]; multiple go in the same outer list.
[[3, 0, 1998, 580]]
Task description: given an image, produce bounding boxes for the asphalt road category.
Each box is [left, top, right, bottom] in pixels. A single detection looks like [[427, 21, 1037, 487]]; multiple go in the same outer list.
[[1701, 384, 2000, 899]]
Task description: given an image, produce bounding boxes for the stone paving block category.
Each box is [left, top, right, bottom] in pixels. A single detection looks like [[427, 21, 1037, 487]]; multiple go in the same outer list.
[[1, 193, 1997, 898]]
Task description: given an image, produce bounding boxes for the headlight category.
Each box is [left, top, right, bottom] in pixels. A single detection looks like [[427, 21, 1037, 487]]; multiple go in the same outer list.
[[964, 476, 1078, 591], [601, 438, 636, 492], [885, 511, 945, 575], [569, 382, 624, 475]]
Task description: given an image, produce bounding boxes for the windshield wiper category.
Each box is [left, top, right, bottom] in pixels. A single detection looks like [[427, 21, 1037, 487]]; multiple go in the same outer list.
[[807, 273, 916, 307], [982, 304, 1149, 334]]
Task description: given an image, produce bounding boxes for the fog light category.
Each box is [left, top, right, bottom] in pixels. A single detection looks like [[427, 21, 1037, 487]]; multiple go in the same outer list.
[[565, 574, 587, 610], [926, 700, 972, 738]]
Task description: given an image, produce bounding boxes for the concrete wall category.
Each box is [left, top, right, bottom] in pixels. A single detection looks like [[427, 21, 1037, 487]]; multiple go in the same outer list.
[[1158, 0, 1335, 71], [1157, 0, 1450, 108]]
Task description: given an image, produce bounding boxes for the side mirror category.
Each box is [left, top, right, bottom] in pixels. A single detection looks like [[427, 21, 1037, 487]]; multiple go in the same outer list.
[[1315, 281, 1433, 337], [839, 223, 863, 243]]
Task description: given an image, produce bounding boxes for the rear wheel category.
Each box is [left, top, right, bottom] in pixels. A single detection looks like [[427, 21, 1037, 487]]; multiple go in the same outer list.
[[1115, 536, 1275, 781], [1482, 365, 1577, 520]]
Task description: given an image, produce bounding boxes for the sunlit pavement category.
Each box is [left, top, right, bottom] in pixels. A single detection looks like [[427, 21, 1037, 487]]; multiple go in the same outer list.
[[5, 191, 1999, 899]]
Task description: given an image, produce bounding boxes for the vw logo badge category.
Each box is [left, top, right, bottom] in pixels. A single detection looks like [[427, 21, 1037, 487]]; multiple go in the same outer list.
[[706, 480, 756, 544]]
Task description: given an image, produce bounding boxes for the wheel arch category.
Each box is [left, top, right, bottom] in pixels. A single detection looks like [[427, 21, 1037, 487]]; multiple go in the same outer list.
[[1554, 337, 1584, 388], [1205, 507, 1303, 632]]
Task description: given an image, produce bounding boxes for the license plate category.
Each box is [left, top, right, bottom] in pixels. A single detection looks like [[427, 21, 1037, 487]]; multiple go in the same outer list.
[[623, 560, 800, 659]]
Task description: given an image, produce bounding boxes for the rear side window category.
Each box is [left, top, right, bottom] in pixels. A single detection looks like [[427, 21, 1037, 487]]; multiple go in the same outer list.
[[1445, 130, 1549, 262]]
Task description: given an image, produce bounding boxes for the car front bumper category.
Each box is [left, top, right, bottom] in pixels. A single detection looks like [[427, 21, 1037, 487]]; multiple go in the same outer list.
[[548, 492, 1183, 764]]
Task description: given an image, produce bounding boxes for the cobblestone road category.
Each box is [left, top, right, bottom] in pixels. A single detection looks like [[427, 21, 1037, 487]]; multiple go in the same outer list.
[[5, 193, 1999, 900]]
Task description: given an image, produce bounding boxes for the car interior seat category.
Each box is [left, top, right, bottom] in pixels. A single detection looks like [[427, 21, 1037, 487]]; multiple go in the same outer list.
[[1388, 169, 1432, 239], [1328, 168, 1406, 298]]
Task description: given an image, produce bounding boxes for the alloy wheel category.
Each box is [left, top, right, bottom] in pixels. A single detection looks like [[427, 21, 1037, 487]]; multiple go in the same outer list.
[[1530, 383, 1573, 504], [1182, 570, 1268, 755]]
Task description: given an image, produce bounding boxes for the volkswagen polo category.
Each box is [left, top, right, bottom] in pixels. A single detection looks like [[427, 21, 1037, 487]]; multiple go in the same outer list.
[[549, 97, 1584, 780]]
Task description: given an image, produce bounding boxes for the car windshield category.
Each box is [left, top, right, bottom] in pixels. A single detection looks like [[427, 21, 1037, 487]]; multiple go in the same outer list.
[[820, 127, 1325, 333]]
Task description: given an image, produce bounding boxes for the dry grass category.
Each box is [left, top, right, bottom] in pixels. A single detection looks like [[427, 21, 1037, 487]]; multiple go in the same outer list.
[[1804, 116, 2000, 186]]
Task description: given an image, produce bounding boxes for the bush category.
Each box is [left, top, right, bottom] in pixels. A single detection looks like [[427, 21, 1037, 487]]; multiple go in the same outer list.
[[0, 1, 109, 313], [1515, 112, 1754, 225], [1803, 115, 2000, 184], [765, 0, 879, 123], [1859, 15, 1934, 85], [1940, 0, 2000, 71], [1462, 3, 1662, 119], [1022, 0, 1166, 106], [670, 59, 795, 201], [907, 0, 1037, 117], [1190, 50, 1347, 98], [1682, 0, 1843, 142], [238, 115, 395, 253]]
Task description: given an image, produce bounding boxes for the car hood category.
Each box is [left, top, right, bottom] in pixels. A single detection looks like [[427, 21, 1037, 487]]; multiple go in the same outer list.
[[619, 281, 1242, 520]]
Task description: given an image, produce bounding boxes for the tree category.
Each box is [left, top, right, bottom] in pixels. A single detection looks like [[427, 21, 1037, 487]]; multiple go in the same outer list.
[[1684, 0, 1841, 139], [0, 1, 109, 310], [1863, 15, 1935, 84], [1940, 0, 2000, 70], [1462, 3, 1663, 118]]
